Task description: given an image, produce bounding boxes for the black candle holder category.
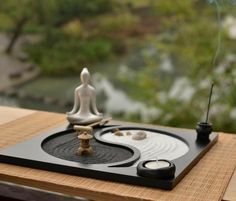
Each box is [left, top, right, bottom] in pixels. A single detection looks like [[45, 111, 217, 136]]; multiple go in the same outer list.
[[137, 159, 176, 179]]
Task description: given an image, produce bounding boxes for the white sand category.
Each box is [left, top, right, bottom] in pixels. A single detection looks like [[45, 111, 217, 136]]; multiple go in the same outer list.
[[101, 130, 189, 166]]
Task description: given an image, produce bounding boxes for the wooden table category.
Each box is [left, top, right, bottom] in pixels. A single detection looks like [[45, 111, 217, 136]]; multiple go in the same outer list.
[[0, 106, 235, 201]]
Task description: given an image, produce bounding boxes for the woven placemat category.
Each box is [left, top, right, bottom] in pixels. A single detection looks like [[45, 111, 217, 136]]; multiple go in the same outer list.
[[0, 112, 236, 201], [0, 111, 66, 149]]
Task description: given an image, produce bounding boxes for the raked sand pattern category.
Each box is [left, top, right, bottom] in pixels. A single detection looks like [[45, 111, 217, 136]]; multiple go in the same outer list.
[[101, 130, 189, 166]]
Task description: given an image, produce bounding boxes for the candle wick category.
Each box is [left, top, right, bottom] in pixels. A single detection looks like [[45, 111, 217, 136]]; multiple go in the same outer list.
[[156, 157, 159, 164]]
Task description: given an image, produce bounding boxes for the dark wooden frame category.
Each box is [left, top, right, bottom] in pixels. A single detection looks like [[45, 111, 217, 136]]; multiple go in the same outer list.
[[0, 124, 218, 190]]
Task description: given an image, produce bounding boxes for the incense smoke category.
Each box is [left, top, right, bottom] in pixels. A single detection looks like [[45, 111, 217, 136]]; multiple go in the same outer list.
[[208, 0, 222, 70], [228, 0, 236, 5], [208, 0, 236, 70]]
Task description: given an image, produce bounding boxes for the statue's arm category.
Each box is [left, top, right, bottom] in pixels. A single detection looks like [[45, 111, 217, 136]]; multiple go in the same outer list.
[[67, 89, 79, 115], [91, 90, 102, 116]]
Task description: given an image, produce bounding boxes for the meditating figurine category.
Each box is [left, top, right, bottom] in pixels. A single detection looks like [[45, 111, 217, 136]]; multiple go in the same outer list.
[[67, 67, 103, 125]]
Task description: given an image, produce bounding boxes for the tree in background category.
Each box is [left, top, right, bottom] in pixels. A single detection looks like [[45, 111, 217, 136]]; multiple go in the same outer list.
[[0, 0, 36, 54], [0, 0, 116, 54], [1, 0, 236, 132]]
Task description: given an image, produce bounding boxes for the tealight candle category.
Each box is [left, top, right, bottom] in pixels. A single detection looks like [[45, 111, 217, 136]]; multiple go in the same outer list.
[[144, 160, 170, 169], [137, 158, 176, 179]]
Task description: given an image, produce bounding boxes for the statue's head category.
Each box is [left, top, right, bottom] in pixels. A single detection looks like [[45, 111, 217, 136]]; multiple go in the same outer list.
[[80, 67, 90, 84]]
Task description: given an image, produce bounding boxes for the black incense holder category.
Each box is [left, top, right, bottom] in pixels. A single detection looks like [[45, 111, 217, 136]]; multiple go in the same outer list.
[[196, 83, 214, 144], [196, 122, 212, 143]]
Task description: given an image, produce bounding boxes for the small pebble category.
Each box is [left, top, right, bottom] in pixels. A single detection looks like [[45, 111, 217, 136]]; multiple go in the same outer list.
[[115, 131, 124, 136], [113, 128, 124, 136], [132, 131, 147, 140], [126, 131, 132, 136]]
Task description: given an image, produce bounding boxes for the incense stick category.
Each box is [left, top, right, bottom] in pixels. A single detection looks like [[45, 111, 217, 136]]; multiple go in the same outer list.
[[88, 117, 112, 127], [205, 83, 214, 123]]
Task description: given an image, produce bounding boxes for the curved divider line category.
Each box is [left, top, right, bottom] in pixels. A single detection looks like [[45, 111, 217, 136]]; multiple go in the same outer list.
[[41, 127, 141, 167], [97, 126, 189, 166], [94, 126, 141, 167]]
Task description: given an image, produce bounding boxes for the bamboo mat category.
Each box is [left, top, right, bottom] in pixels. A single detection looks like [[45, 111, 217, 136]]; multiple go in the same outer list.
[[0, 111, 236, 201], [0, 106, 35, 126]]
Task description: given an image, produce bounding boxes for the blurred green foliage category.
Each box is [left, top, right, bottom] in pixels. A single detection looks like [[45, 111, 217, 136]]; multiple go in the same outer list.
[[1, 0, 236, 132], [96, 12, 140, 32], [25, 34, 112, 75]]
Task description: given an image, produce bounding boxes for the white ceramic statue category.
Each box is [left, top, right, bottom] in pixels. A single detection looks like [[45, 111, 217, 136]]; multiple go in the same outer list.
[[66, 68, 103, 125]]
